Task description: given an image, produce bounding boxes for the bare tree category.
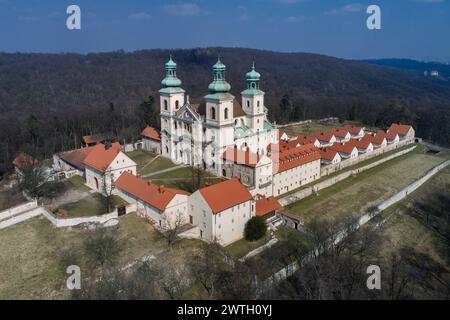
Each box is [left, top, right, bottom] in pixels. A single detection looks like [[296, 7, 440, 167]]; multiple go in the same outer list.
[[84, 228, 122, 268], [102, 170, 116, 213], [161, 213, 185, 248]]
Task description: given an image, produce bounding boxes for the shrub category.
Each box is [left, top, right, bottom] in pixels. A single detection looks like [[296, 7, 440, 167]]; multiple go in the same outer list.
[[244, 217, 267, 241]]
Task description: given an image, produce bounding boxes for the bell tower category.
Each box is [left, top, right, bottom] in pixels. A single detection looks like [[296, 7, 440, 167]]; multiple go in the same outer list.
[[159, 56, 185, 159], [241, 62, 265, 132]]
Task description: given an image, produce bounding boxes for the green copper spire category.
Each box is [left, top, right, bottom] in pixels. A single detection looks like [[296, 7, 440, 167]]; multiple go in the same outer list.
[[208, 57, 231, 93], [241, 61, 264, 96], [161, 55, 182, 88]]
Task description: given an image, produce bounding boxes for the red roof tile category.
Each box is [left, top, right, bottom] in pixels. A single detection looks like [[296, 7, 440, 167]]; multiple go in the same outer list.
[[329, 128, 350, 138], [315, 131, 335, 142], [141, 126, 161, 141], [388, 123, 413, 136], [343, 125, 363, 135], [255, 196, 283, 217], [60, 146, 96, 170], [318, 148, 339, 161], [199, 178, 253, 214], [12, 153, 37, 170], [115, 172, 189, 212], [347, 138, 372, 149], [271, 143, 321, 173], [331, 142, 357, 155], [223, 147, 262, 168], [82, 142, 122, 173]]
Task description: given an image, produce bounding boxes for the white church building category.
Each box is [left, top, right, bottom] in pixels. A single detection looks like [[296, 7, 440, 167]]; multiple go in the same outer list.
[[159, 57, 279, 177]]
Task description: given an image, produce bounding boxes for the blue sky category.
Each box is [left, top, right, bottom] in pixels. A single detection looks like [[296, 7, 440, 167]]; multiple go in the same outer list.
[[0, 0, 449, 61]]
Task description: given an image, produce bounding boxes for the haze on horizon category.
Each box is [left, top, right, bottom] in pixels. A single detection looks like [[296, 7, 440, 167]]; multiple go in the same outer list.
[[0, 0, 449, 62]]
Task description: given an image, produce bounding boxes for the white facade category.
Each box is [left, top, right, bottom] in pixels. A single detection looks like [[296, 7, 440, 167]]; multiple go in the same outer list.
[[159, 58, 278, 176], [272, 159, 321, 196], [85, 152, 137, 194], [188, 191, 255, 245]]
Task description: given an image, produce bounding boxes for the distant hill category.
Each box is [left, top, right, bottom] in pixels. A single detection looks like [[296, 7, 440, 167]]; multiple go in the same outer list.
[[362, 58, 450, 83], [0, 48, 449, 176]]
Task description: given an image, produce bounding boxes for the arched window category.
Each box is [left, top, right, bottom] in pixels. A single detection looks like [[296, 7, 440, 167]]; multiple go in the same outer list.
[[165, 146, 169, 154], [247, 100, 250, 108], [222, 169, 227, 177], [257, 101, 260, 107], [175, 100, 179, 109], [234, 119, 238, 125], [164, 100, 168, 110], [224, 108, 229, 119], [211, 107, 216, 120]]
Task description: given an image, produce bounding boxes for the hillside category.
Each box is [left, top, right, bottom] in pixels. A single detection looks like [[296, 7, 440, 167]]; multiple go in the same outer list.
[[0, 48, 449, 176]]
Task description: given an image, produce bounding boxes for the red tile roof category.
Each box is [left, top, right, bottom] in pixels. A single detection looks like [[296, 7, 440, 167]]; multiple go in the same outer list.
[[271, 143, 321, 173], [318, 148, 339, 161], [141, 126, 161, 141], [371, 131, 387, 145], [385, 130, 399, 141], [329, 128, 350, 138], [388, 123, 413, 136], [12, 153, 37, 170], [278, 130, 288, 140], [315, 131, 335, 142], [347, 138, 372, 150], [60, 146, 96, 170], [82, 142, 122, 173], [115, 172, 189, 212], [293, 135, 318, 146], [255, 196, 283, 217], [223, 147, 262, 168], [199, 178, 253, 214], [331, 142, 357, 155], [343, 125, 363, 135]]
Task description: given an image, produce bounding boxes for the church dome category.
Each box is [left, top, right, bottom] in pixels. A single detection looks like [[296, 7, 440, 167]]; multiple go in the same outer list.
[[246, 62, 261, 81], [161, 56, 182, 87], [208, 57, 231, 93]]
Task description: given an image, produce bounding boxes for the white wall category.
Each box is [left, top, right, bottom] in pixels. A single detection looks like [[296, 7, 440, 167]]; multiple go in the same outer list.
[[272, 159, 321, 196]]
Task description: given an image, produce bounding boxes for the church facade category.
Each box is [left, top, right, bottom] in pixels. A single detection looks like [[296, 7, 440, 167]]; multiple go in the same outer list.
[[159, 57, 279, 176]]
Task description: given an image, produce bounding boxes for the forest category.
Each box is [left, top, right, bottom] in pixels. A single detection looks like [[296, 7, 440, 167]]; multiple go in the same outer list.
[[0, 47, 449, 178]]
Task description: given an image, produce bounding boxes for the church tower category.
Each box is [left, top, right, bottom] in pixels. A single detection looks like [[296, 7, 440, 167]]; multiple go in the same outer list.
[[203, 58, 235, 175], [242, 62, 265, 132], [159, 56, 185, 159]]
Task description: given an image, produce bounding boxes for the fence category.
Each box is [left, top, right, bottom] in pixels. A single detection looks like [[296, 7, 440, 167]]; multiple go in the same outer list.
[[0, 200, 38, 222], [264, 159, 450, 290], [280, 145, 416, 206]]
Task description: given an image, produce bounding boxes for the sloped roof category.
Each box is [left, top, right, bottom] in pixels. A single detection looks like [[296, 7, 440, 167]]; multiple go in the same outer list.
[[12, 153, 37, 170], [385, 130, 399, 141], [347, 138, 372, 149], [343, 125, 363, 135], [371, 131, 387, 145], [388, 123, 413, 136], [141, 126, 161, 141], [60, 146, 96, 170], [315, 131, 335, 142], [329, 128, 350, 138], [256, 196, 283, 217], [199, 178, 253, 214], [82, 142, 122, 173], [271, 143, 321, 173], [331, 142, 357, 155], [295, 135, 318, 146], [189, 99, 246, 118], [318, 148, 339, 161], [115, 172, 189, 212], [222, 147, 262, 168]]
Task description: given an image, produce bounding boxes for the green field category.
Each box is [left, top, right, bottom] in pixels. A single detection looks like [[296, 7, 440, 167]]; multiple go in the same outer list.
[[0, 213, 202, 299], [285, 145, 449, 228], [281, 120, 365, 137], [141, 157, 177, 175], [149, 167, 221, 191], [56, 194, 126, 218]]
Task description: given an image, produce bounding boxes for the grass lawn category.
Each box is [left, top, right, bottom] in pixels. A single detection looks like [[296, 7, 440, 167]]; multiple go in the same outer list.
[[56, 194, 126, 218], [281, 120, 366, 137], [371, 167, 450, 265], [140, 156, 177, 175], [0, 212, 171, 299], [226, 232, 273, 259], [126, 149, 158, 174], [67, 175, 90, 192], [285, 144, 449, 228], [149, 167, 221, 190]]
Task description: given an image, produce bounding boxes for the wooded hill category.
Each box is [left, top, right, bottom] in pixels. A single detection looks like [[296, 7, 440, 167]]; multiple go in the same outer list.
[[1, 48, 449, 176]]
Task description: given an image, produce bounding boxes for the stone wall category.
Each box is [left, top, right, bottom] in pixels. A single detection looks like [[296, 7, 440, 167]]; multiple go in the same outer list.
[[0, 200, 38, 221], [280, 145, 416, 206]]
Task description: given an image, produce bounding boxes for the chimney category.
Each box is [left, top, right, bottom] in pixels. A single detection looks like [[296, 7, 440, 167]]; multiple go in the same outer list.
[[204, 182, 211, 187], [159, 185, 165, 193], [104, 141, 112, 150]]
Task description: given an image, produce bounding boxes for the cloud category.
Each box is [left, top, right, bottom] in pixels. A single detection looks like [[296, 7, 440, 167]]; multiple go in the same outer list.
[[325, 3, 364, 15], [162, 3, 202, 16], [286, 15, 306, 23], [128, 12, 152, 20]]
